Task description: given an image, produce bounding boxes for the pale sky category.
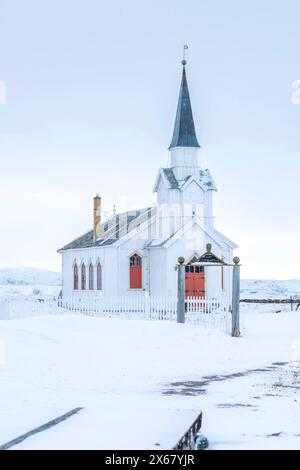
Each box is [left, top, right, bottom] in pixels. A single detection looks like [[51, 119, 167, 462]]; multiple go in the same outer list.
[[0, 0, 300, 279]]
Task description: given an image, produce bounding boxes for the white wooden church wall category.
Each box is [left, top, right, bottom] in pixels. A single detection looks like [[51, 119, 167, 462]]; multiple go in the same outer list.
[[62, 247, 108, 296], [171, 147, 199, 180], [204, 191, 214, 230], [149, 248, 167, 295], [62, 230, 233, 299]]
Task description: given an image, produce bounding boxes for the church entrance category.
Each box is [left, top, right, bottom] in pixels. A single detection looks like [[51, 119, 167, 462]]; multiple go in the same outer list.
[[185, 261, 205, 298]]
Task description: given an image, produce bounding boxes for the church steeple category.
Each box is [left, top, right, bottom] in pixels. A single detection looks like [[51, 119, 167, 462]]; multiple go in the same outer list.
[[169, 61, 200, 150]]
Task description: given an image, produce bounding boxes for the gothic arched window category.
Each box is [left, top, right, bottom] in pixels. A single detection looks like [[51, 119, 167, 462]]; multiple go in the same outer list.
[[73, 262, 78, 290], [97, 262, 102, 290], [89, 263, 94, 290], [130, 253, 142, 289], [81, 263, 86, 290]]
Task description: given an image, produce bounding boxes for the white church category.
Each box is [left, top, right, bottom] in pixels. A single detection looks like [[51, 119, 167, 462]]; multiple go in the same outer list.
[[59, 60, 237, 302]]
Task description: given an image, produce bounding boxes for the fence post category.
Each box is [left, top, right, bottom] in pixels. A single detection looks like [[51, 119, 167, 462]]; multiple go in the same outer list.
[[145, 291, 151, 318], [177, 257, 186, 324], [231, 257, 241, 337]]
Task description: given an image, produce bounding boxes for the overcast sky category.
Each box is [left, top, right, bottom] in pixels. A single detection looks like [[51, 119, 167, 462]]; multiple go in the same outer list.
[[0, 0, 300, 279]]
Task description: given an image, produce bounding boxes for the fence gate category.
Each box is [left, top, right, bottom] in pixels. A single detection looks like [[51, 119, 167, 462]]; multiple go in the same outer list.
[[185, 297, 231, 334], [185, 265, 205, 297]]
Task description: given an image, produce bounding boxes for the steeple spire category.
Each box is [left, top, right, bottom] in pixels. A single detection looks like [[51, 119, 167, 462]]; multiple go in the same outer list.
[[169, 60, 200, 150]]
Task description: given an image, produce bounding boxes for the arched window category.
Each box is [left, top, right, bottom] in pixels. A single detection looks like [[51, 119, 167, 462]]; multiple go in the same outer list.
[[73, 263, 78, 290], [89, 263, 94, 290], [130, 253, 142, 289], [81, 263, 86, 290], [97, 262, 102, 290]]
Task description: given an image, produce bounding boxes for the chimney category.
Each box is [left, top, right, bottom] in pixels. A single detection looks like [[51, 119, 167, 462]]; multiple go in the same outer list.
[[93, 195, 101, 239]]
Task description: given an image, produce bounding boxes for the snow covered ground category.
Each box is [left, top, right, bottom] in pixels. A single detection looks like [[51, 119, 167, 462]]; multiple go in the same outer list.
[[1, 304, 300, 450]]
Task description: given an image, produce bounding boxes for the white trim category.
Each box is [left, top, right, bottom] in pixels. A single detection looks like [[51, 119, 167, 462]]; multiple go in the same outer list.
[[127, 250, 143, 259], [153, 168, 170, 193], [153, 218, 236, 251], [214, 229, 238, 249], [180, 175, 206, 192], [186, 252, 201, 264], [126, 288, 145, 291]]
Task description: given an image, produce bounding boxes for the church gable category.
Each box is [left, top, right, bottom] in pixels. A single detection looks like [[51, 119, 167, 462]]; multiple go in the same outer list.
[[197, 244, 226, 264], [181, 178, 204, 203], [154, 169, 217, 197], [153, 168, 179, 193], [149, 218, 233, 254]]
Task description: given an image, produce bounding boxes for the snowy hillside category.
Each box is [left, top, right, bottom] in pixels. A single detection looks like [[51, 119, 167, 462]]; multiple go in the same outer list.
[[0, 268, 62, 297], [0, 267, 299, 300], [241, 279, 300, 299], [0, 267, 61, 286]]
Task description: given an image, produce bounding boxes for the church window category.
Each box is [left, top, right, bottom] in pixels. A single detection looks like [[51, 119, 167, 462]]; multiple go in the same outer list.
[[89, 263, 94, 290], [97, 262, 102, 290], [73, 263, 78, 290], [81, 263, 86, 290]]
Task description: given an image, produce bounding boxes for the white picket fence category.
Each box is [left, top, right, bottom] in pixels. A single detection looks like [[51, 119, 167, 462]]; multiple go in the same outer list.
[[1, 296, 57, 320], [185, 297, 231, 334], [57, 295, 177, 321], [0, 294, 231, 333]]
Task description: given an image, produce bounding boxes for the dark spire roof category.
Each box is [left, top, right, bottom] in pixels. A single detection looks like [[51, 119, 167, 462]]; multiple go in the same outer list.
[[169, 64, 200, 150]]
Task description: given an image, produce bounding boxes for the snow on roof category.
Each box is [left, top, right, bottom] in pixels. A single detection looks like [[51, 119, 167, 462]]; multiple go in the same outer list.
[[162, 169, 179, 189], [58, 207, 155, 252], [158, 168, 217, 192], [198, 169, 217, 191]]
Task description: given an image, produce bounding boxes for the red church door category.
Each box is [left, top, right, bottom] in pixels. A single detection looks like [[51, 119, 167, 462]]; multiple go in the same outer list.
[[185, 265, 205, 298], [130, 254, 142, 289]]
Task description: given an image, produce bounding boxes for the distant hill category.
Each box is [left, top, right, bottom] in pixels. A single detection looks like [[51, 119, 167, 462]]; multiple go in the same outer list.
[[240, 279, 300, 299], [0, 267, 299, 300], [0, 267, 62, 286]]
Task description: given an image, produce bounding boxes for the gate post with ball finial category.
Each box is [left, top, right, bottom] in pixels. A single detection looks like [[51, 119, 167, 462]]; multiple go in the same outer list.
[[232, 256, 241, 337], [177, 256, 186, 324]]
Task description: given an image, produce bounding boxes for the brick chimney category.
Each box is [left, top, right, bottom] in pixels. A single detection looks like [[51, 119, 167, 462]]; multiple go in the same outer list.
[[93, 195, 101, 239]]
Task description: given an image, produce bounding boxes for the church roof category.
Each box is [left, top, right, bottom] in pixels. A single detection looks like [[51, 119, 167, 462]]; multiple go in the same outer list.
[[197, 249, 226, 264], [146, 218, 237, 250], [169, 65, 200, 149], [58, 207, 154, 252], [162, 168, 179, 189], [154, 168, 217, 192]]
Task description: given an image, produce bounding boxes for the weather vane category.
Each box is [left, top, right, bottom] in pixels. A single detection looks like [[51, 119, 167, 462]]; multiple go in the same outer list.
[[182, 44, 188, 65]]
